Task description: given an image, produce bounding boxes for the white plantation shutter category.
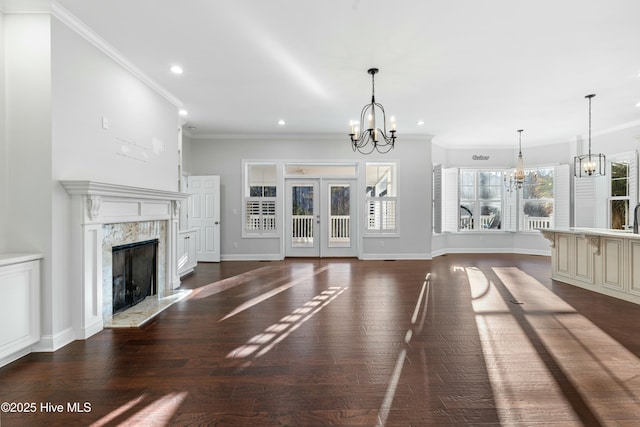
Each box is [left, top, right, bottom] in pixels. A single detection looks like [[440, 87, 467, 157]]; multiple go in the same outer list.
[[262, 200, 276, 231], [433, 164, 442, 234], [554, 164, 570, 229], [245, 198, 277, 234], [574, 176, 596, 227], [503, 170, 517, 232], [367, 199, 397, 231], [442, 168, 459, 232], [630, 151, 638, 209], [245, 199, 261, 231]]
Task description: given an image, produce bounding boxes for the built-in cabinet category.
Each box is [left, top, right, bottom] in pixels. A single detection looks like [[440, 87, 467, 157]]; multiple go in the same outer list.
[[543, 228, 640, 305], [177, 229, 198, 277], [0, 253, 42, 367]]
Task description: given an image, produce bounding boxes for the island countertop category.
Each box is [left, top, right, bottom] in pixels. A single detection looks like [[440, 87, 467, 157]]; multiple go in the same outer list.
[[540, 227, 640, 240]]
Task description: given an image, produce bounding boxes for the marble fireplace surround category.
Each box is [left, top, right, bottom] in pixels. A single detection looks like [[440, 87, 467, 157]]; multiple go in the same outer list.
[[62, 181, 189, 339]]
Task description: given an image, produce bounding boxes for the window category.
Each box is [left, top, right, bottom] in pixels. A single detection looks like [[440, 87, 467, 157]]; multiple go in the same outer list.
[[610, 159, 630, 230], [365, 163, 397, 233], [440, 164, 568, 233], [459, 169, 502, 230], [520, 167, 554, 230], [244, 164, 277, 235]]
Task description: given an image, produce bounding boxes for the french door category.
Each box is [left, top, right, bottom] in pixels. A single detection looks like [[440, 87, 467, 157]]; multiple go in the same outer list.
[[285, 179, 357, 257]]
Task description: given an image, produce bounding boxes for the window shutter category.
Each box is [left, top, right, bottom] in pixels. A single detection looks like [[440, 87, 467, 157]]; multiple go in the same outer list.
[[262, 199, 277, 231], [366, 199, 397, 231], [630, 150, 638, 208], [433, 164, 442, 234], [554, 164, 570, 229], [442, 168, 459, 232], [503, 171, 517, 232], [245, 199, 261, 231], [574, 176, 596, 227]]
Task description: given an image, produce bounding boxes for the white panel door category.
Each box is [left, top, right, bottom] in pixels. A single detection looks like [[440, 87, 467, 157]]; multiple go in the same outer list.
[[188, 175, 220, 262]]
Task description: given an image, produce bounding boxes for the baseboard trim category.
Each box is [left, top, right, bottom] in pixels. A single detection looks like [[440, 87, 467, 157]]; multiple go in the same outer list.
[[31, 327, 76, 353], [0, 347, 31, 368], [221, 254, 283, 261], [358, 253, 432, 260]]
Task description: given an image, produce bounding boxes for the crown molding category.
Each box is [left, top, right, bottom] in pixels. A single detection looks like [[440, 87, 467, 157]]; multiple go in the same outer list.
[[50, 1, 183, 108], [190, 132, 433, 142], [592, 119, 640, 137]]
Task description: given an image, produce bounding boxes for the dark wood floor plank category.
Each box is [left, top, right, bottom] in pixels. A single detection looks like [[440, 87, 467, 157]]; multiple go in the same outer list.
[[2, 254, 640, 426]]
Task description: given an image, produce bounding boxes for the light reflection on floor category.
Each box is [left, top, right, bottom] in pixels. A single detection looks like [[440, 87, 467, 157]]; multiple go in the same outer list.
[[225, 286, 348, 363], [467, 266, 640, 425], [377, 273, 431, 427], [89, 392, 188, 427]]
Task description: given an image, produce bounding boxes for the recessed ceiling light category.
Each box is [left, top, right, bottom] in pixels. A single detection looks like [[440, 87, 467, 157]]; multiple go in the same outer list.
[[636, 101, 640, 107], [170, 65, 183, 75], [416, 120, 425, 126], [278, 119, 286, 126], [179, 109, 188, 116]]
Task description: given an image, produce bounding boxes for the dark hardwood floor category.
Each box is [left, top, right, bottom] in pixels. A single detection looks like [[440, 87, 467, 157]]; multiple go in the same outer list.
[[2, 254, 640, 426]]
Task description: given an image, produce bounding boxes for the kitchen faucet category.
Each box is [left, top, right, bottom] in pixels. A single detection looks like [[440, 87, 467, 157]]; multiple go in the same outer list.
[[634, 203, 640, 234]]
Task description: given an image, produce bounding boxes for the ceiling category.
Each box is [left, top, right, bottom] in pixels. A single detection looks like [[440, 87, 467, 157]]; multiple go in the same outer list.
[[52, 0, 640, 147]]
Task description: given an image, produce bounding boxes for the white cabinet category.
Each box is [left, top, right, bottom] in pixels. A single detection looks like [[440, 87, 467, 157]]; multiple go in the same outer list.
[[177, 229, 197, 277], [0, 254, 42, 368], [544, 229, 640, 305]]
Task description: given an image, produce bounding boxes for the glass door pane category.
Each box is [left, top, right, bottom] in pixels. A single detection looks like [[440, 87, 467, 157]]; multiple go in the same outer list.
[[328, 184, 351, 247], [291, 184, 316, 248]]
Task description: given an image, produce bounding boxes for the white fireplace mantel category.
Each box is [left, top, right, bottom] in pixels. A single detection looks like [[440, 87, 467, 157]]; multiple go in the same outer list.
[[61, 180, 188, 223], [61, 181, 189, 340]]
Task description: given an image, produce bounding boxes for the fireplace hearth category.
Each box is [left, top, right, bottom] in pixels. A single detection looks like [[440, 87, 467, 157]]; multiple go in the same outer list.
[[112, 239, 158, 314]]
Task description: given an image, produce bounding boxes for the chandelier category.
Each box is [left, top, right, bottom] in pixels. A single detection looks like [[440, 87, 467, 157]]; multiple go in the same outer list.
[[349, 68, 396, 154], [574, 94, 605, 177], [504, 129, 526, 192]]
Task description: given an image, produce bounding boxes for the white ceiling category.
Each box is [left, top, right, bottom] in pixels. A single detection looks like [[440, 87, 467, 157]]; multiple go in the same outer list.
[[53, 0, 640, 147]]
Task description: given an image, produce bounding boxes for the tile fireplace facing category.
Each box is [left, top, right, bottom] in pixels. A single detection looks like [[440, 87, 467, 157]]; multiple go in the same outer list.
[[102, 222, 166, 320], [61, 181, 189, 340]]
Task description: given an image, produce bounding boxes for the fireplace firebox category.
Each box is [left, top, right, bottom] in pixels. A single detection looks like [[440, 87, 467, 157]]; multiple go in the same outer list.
[[112, 239, 158, 314]]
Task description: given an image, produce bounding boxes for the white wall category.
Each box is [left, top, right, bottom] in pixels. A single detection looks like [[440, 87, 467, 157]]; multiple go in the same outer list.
[[0, 10, 6, 252], [189, 135, 432, 259], [4, 13, 51, 253], [181, 131, 192, 175], [51, 19, 179, 192], [3, 13, 54, 345], [591, 124, 640, 158]]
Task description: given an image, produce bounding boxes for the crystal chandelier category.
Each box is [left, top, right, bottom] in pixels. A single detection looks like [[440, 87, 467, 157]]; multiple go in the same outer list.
[[504, 129, 526, 192], [574, 94, 605, 177], [349, 68, 396, 154]]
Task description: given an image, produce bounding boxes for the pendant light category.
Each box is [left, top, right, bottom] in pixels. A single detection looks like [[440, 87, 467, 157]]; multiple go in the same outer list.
[[504, 129, 526, 191], [349, 68, 396, 154], [574, 94, 605, 177]]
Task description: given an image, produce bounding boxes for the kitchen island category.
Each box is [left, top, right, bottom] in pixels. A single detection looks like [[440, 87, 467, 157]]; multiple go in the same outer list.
[[540, 228, 640, 305]]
